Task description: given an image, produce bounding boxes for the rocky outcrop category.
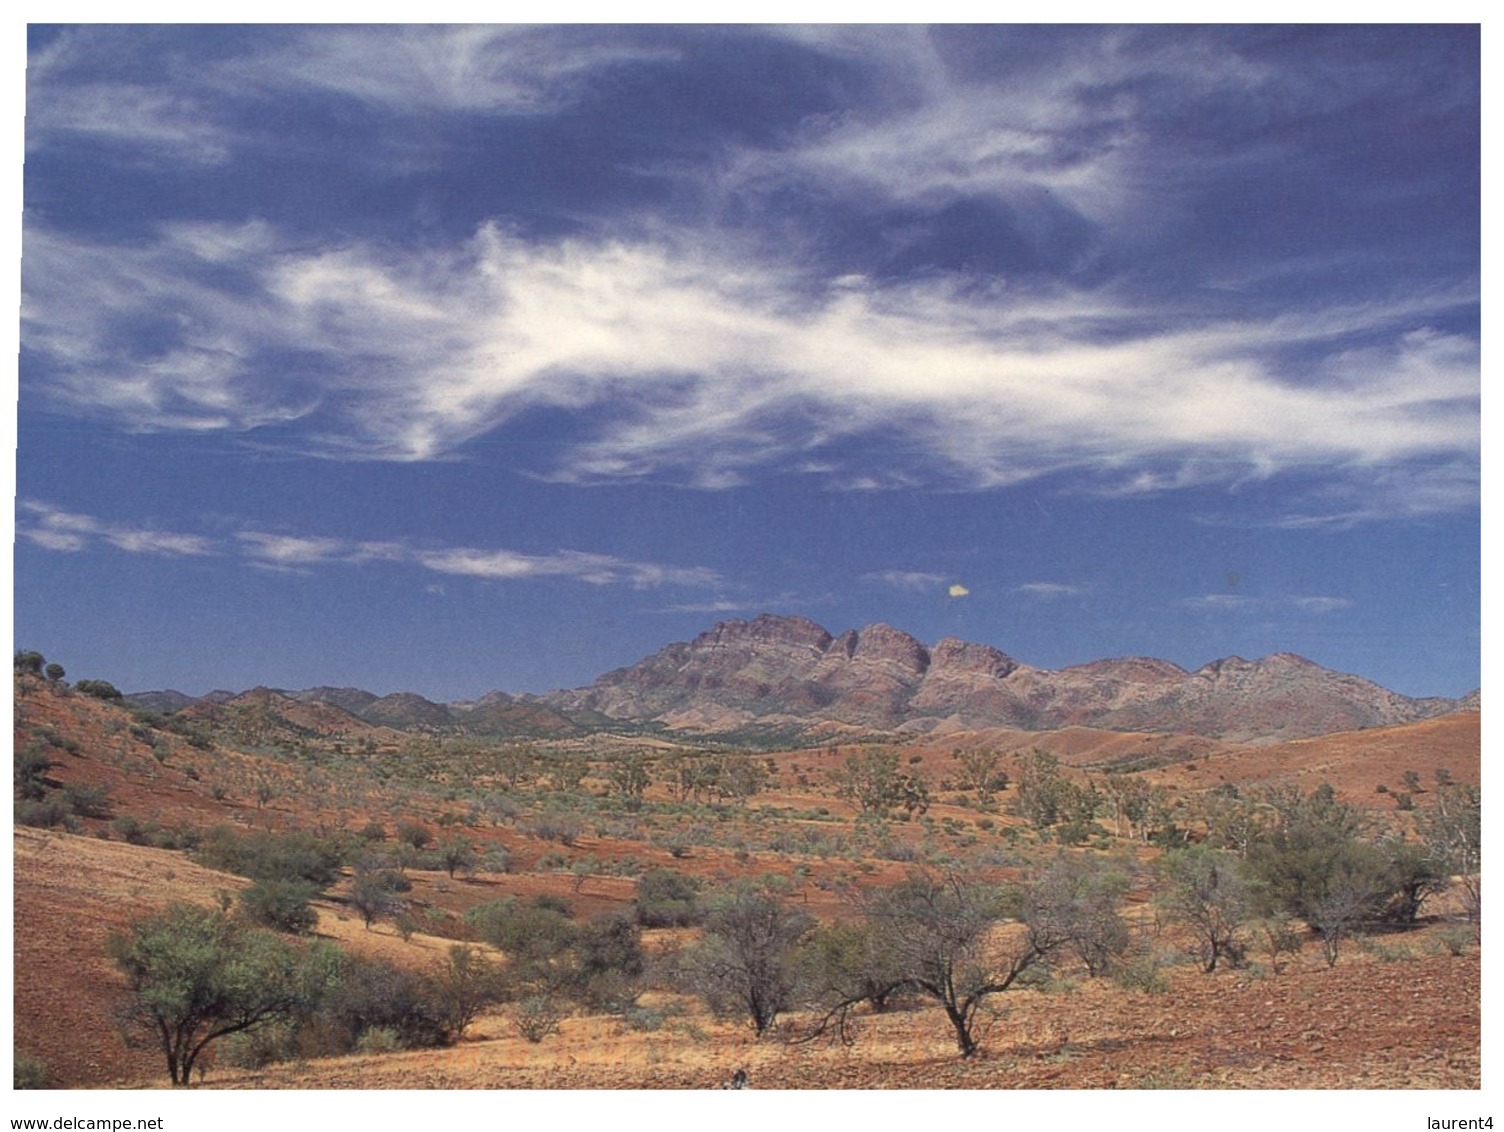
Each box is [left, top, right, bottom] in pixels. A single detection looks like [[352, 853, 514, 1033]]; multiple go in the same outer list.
[[543, 615, 1463, 742]]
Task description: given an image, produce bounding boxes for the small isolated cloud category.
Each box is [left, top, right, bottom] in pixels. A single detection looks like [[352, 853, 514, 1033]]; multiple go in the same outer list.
[[1015, 581, 1086, 601], [862, 570, 949, 593], [1179, 594, 1261, 613], [948, 584, 970, 598], [1180, 593, 1353, 615], [415, 546, 716, 589], [1289, 596, 1355, 614], [651, 599, 754, 615]]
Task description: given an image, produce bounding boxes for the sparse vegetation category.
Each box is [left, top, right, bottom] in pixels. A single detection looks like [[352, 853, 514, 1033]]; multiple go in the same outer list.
[[108, 903, 335, 1085], [7, 663, 1481, 1088]]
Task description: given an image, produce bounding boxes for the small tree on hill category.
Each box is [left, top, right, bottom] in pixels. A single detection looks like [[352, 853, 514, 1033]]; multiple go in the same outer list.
[[108, 903, 331, 1085], [437, 835, 478, 879], [75, 679, 124, 702], [426, 945, 505, 1043], [688, 888, 813, 1036], [862, 868, 1072, 1058], [349, 867, 405, 930], [954, 748, 1008, 808], [14, 650, 45, 677], [1418, 781, 1481, 923], [1155, 845, 1250, 972], [608, 756, 652, 803], [1242, 783, 1391, 965], [831, 748, 930, 818]]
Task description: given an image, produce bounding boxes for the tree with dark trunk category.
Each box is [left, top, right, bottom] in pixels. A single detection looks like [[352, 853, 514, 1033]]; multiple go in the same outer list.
[[1156, 846, 1250, 972], [864, 869, 1071, 1057], [108, 903, 331, 1085], [690, 888, 813, 1036]]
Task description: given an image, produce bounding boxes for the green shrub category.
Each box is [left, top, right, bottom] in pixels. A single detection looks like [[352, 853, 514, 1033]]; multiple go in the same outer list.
[[513, 995, 566, 1043], [1434, 924, 1477, 957], [14, 742, 56, 800], [1112, 948, 1171, 994], [355, 1026, 403, 1054], [63, 781, 113, 819], [195, 827, 345, 887], [239, 878, 320, 935], [112, 815, 152, 845], [528, 814, 586, 846], [13, 1052, 49, 1089], [219, 1020, 299, 1069], [395, 820, 432, 850], [16, 796, 72, 829], [75, 679, 125, 702], [316, 952, 449, 1053], [623, 1006, 665, 1032], [634, 867, 703, 927]]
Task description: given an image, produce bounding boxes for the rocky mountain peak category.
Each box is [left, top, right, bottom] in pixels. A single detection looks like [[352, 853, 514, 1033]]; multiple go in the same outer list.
[[930, 637, 1019, 678], [543, 616, 1463, 742], [699, 614, 834, 653], [850, 622, 930, 674]]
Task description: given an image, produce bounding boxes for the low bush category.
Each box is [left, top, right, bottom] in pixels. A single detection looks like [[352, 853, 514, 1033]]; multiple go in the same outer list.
[[13, 1052, 48, 1089], [195, 827, 345, 887], [513, 995, 566, 1043], [240, 878, 320, 935], [634, 867, 703, 928], [1434, 924, 1477, 957], [62, 781, 113, 819], [15, 796, 73, 829]]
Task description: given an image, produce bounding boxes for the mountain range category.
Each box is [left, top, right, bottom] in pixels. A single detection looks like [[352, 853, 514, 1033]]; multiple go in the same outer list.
[[127, 614, 1474, 746]]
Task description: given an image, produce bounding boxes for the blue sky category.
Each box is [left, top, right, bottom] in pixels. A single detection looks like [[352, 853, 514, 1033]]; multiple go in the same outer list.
[[14, 24, 1479, 701]]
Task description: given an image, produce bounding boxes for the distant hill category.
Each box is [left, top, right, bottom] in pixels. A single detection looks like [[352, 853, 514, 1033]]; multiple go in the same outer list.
[[130, 684, 580, 740]]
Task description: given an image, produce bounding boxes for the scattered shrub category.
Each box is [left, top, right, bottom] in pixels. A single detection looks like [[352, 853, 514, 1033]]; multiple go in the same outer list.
[[634, 867, 703, 928], [395, 820, 433, 850], [239, 878, 320, 935], [513, 995, 566, 1043], [15, 796, 72, 829], [1434, 924, 1477, 957], [14, 1052, 48, 1089], [1112, 948, 1171, 994], [195, 827, 345, 887], [355, 1026, 403, 1055], [14, 742, 56, 801], [62, 781, 113, 819]]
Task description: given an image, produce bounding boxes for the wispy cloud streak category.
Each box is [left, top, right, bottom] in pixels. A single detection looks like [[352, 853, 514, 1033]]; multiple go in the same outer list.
[[1178, 593, 1354, 615], [18, 501, 720, 591], [17, 502, 217, 557]]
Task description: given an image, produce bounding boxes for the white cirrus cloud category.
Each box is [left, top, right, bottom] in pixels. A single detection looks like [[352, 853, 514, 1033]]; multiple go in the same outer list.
[[1015, 582, 1089, 601], [16, 502, 218, 557], [24, 26, 676, 165], [20, 220, 1478, 518], [415, 545, 718, 589], [17, 501, 719, 592], [16, 501, 215, 556], [250, 25, 675, 116], [1179, 593, 1353, 615], [861, 570, 950, 593]]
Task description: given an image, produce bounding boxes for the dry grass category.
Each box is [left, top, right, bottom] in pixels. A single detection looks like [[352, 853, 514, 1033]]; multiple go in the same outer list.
[[11, 679, 1481, 1091]]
